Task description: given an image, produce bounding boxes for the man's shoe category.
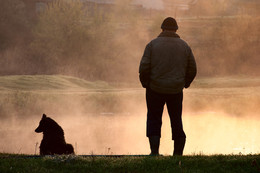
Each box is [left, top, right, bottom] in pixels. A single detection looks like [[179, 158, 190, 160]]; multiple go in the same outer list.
[[173, 137, 186, 156], [149, 136, 160, 155]]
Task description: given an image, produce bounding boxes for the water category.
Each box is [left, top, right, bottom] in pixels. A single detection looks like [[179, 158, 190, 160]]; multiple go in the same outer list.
[[0, 111, 259, 155]]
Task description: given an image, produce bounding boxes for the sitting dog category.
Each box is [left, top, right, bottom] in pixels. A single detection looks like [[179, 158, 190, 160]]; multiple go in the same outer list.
[[35, 114, 74, 155]]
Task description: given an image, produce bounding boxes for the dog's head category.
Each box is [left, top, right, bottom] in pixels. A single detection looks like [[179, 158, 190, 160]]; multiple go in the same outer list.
[[35, 114, 63, 135], [35, 114, 47, 133]]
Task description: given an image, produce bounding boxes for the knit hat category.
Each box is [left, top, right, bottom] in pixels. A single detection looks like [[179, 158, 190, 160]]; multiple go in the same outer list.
[[161, 17, 178, 31]]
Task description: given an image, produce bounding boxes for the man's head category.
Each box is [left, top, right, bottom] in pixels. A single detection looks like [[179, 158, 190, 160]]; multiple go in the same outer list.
[[161, 17, 178, 32]]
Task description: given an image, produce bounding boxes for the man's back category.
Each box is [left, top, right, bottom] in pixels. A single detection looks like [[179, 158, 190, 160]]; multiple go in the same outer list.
[[139, 31, 196, 94]]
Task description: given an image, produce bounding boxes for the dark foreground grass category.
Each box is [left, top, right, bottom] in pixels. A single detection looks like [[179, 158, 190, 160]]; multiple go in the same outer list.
[[0, 154, 260, 173]]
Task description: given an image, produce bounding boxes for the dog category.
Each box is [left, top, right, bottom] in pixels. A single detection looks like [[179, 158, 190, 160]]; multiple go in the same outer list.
[[35, 114, 74, 155]]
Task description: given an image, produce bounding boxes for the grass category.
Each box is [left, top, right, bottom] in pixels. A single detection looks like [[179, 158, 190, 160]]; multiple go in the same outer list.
[[192, 76, 260, 88], [0, 75, 113, 91], [0, 154, 260, 173], [0, 75, 260, 91], [0, 75, 259, 118]]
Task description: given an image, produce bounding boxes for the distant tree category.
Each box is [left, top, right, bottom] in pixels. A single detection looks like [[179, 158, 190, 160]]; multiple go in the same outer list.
[[30, 0, 120, 79], [31, 0, 88, 59], [0, 0, 31, 50]]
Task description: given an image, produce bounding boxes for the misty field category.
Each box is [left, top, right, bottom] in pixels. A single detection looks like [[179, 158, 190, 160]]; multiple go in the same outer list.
[[0, 75, 260, 156], [0, 154, 260, 173]]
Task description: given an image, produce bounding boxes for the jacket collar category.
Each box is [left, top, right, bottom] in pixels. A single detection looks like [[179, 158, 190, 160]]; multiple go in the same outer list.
[[158, 31, 180, 38]]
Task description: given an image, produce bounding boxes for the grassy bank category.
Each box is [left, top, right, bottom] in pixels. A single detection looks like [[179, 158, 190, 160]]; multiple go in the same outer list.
[[1, 75, 260, 91], [0, 154, 260, 173], [0, 75, 259, 118]]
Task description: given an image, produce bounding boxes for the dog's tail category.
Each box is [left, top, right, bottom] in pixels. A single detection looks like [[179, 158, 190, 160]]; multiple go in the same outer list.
[[66, 144, 75, 154]]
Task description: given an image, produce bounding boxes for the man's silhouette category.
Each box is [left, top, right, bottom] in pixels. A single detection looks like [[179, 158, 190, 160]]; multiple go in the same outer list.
[[139, 17, 197, 156]]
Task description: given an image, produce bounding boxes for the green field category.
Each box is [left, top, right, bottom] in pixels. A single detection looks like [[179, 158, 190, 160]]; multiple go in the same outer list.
[[0, 154, 260, 173]]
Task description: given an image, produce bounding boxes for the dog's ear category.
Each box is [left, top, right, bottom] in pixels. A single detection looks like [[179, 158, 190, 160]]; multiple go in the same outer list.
[[42, 114, 47, 119]]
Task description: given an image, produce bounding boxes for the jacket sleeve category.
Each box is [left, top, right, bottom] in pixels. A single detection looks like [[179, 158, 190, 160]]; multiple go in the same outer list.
[[185, 47, 197, 88], [139, 43, 152, 88]]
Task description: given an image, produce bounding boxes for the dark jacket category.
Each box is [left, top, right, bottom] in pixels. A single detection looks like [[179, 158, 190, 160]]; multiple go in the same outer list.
[[139, 31, 197, 94]]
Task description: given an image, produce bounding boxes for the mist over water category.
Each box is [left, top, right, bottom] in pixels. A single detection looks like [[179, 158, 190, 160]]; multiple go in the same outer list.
[[1, 110, 260, 155], [0, 87, 259, 155]]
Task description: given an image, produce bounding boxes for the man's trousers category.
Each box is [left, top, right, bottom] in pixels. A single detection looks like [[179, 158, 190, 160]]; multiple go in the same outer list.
[[146, 88, 186, 140]]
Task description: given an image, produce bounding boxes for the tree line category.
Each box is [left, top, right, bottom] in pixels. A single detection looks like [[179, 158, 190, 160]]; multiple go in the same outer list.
[[0, 0, 259, 82]]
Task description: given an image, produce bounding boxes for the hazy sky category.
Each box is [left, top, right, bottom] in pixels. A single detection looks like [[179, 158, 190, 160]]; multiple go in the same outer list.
[[86, 0, 164, 9], [135, 0, 164, 10]]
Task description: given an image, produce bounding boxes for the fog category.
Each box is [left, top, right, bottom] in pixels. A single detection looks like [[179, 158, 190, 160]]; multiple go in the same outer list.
[[0, 0, 259, 155], [0, 87, 259, 155], [136, 0, 164, 10], [1, 106, 260, 155]]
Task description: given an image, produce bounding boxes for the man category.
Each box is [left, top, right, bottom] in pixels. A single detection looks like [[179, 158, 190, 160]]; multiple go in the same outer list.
[[139, 17, 197, 156]]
